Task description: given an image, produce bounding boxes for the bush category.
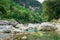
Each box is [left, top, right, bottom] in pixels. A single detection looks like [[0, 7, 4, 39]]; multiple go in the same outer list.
[[12, 32, 60, 40]]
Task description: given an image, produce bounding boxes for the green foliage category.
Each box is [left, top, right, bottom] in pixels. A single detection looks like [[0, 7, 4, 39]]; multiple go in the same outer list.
[[11, 2, 42, 23], [0, 0, 13, 19], [0, 0, 42, 23], [42, 0, 60, 22], [12, 32, 60, 40]]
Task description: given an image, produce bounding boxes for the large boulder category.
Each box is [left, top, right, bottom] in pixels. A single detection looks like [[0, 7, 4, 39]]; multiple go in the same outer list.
[[13, 24, 27, 33], [40, 22, 57, 31], [16, 24, 25, 28], [0, 25, 12, 33], [26, 23, 41, 32], [13, 28, 26, 33], [13, 29, 20, 33], [16, 24, 27, 31], [28, 23, 40, 28], [9, 19, 18, 27], [55, 23, 60, 32]]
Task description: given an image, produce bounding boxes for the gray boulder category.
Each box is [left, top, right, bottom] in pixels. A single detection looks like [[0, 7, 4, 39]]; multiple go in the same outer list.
[[13, 29, 20, 33], [0, 25, 12, 33], [40, 22, 57, 31]]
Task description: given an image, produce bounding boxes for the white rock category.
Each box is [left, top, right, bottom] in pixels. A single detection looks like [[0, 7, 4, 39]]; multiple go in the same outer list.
[[16, 24, 25, 28], [13, 29, 20, 33], [55, 23, 60, 32], [40, 22, 56, 31], [37, 24, 42, 30], [21, 36, 27, 40], [28, 23, 40, 28], [41, 22, 54, 27], [9, 19, 18, 26], [13, 28, 26, 33], [0, 25, 12, 33]]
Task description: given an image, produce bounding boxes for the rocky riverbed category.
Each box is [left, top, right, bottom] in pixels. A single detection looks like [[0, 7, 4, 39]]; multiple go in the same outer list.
[[0, 33, 13, 40], [0, 20, 60, 40]]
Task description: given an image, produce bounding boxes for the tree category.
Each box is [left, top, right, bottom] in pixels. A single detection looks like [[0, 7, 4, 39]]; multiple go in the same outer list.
[[0, 0, 42, 23], [42, 0, 60, 22]]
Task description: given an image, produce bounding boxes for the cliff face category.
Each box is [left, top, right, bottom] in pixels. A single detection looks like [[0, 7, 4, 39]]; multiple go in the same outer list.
[[14, 0, 42, 12]]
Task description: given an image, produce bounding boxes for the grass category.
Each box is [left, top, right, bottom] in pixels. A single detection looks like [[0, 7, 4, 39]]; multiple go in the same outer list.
[[12, 32, 60, 40]]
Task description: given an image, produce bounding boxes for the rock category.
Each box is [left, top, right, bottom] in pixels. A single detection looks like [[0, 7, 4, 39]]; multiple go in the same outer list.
[[28, 23, 40, 28], [16, 24, 28, 32], [21, 36, 27, 40], [40, 22, 57, 31], [9, 19, 18, 27], [16, 24, 25, 28], [57, 19, 60, 23], [0, 25, 12, 33], [3, 30, 11, 33], [0, 20, 10, 25], [37, 24, 42, 30], [13, 29, 20, 33], [55, 23, 60, 32]]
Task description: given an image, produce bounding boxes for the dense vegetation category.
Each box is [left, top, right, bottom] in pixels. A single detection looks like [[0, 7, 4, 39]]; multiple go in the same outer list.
[[0, 0, 42, 23], [0, 0, 60, 23], [13, 32, 60, 40], [42, 0, 60, 22], [1, 0, 60, 40], [14, 0, 42, 13]]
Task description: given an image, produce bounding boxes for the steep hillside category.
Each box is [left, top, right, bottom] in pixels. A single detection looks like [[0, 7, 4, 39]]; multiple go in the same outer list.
[[0, 0, 42, 23], [14, 0, 42, 13]]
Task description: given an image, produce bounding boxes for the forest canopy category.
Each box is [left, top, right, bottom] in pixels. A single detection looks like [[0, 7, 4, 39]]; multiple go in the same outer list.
[[0, 0, 60, 23], [42, 0, 60, 22], [0, 0, 42, 23]]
